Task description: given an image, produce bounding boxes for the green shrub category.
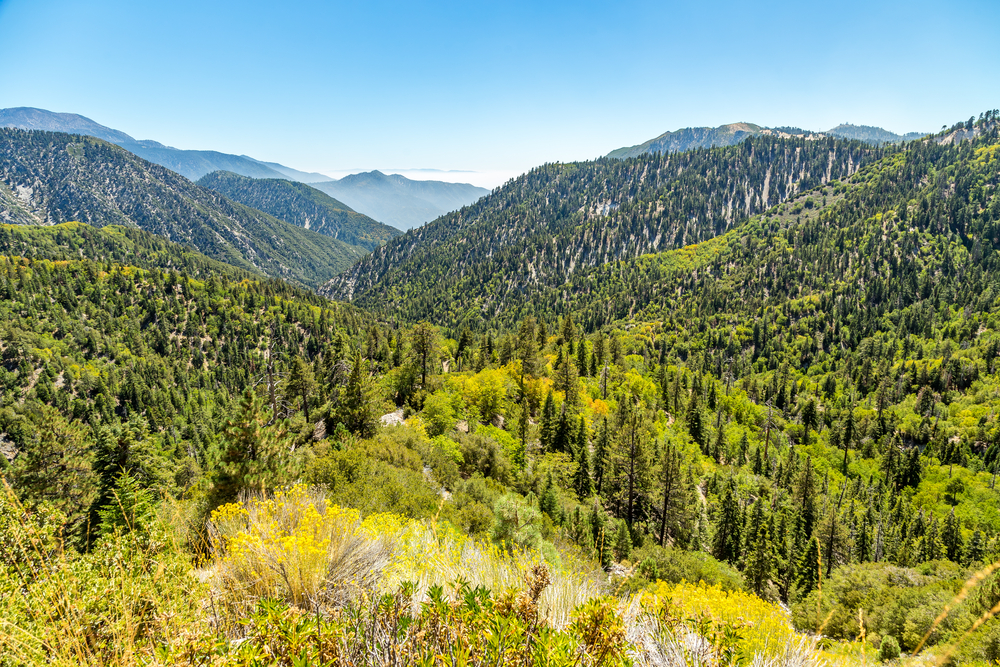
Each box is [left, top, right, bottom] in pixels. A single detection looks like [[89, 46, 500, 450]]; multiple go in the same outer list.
[[879, 634, 900, 661], [624, 542, 744, 593], [422, 390, 456, 437]]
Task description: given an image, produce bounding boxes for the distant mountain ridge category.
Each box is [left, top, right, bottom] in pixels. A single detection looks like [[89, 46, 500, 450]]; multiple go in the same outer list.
[[0, 107, 489, 229], [608, 121, 927, 158], [0, 128, 365, 289], [311, 171, 489, 231], [196, 171, 401, 250], [825, 123, 927, 144]]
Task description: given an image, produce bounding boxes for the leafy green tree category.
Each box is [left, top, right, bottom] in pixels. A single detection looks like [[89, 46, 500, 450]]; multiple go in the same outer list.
[[423, 391, 456, 437]]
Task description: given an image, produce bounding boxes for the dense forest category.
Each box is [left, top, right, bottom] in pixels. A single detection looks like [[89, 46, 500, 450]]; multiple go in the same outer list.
[[1, 110, 1000, 666]]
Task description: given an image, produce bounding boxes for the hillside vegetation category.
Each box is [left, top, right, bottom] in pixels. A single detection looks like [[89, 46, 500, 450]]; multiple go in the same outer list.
[[2, 110, 1000, 666]]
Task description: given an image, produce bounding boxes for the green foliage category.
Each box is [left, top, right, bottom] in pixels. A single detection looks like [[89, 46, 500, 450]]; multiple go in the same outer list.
[[879, 634, 901, 661]]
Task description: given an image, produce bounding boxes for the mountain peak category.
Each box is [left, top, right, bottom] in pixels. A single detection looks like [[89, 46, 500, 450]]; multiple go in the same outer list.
[[0, 107, 136, 144]]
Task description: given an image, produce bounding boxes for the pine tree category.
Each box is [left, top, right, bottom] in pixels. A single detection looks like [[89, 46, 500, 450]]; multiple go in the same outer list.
[[687, 391, 706, 453], [540, 390, 556, 451], [793, 536, 822, 600], [336, 353, 380, 438], [713, 478, 742, 564], [966, 530, 985, 565], [594, 418, 610, 494], [539, 472, 558, 519], [12, 405, 99, 538], [657, 439, 682, 546], [554, 353, 580, 405], [284, 355, 316, 423], [613, 520, 633, 561], [553, 404, 573, 454], [574, 419, 593, 500], [744, 499, 775, 597], [942, 508, 964, 563]]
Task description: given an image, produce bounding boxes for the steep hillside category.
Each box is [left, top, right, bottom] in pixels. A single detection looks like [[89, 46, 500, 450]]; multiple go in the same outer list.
[[197, 170, 400, 251], [312, 170, 489, 230], [325, 135, 890, 327], [0, 128, 366, 288]]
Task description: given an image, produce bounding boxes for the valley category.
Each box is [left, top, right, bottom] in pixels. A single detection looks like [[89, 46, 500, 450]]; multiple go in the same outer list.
[[0, 108, 999, 667]]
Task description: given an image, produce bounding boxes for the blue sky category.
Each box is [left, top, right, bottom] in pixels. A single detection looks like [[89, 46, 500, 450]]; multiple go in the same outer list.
[[1, 0, 997, 186]]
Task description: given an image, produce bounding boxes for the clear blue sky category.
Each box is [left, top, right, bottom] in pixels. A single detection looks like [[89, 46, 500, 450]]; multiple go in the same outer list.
[[1, 0, 998, 185]]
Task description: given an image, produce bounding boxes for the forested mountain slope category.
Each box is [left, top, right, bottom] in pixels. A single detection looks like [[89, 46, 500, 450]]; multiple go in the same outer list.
[[197, 171, 401, 250], [0, 129, 367, 289], [325, 135, 890, 327]]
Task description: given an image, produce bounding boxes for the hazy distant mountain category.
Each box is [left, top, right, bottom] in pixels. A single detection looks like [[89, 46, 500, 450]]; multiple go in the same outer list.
[[311, 171, 489, 230], [608, 121, 926, 159], [197, 171, 401, 251], [0, 128, 365, 289], [0, 107, 489, 229], [248, 160, 335, 183], [0, 107, 290, 180], [825, 123, 927, 144]]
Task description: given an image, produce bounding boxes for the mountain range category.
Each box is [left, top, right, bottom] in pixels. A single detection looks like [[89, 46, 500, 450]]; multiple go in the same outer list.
[[607, 121, 928, 159], [0, 107, 489, 229], [0, 128, 365, 289]]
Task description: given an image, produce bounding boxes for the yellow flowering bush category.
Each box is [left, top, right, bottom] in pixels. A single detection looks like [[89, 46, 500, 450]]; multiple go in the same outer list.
[[641, 581, 818, 663], [209, 485, 391, 613]]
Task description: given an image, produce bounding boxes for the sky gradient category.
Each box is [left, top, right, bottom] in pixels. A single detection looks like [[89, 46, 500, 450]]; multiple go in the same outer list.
[[1, 0, 998, 187]]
